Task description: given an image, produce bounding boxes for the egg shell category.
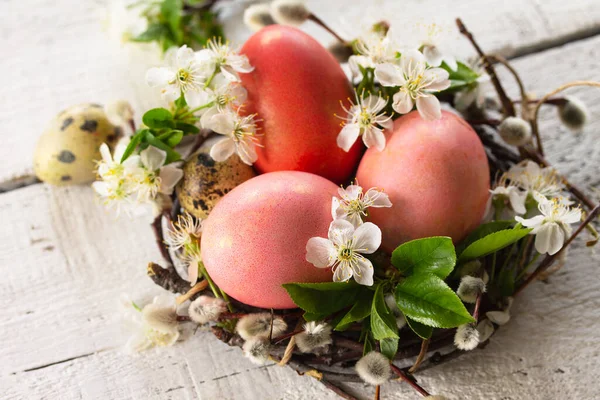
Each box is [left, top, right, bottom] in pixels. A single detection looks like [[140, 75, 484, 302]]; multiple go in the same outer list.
[[201, 171, 337, 309], [356, 110, 490, 252], [33, 104, 121, 185], [177, 137, 257, 219], [240, 25, 363, 184]]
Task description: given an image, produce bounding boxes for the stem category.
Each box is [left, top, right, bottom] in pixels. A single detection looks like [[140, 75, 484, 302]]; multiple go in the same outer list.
[[456, 18, 515, 117], [204, 67, 219, 88], [490, 252, 497, 282], [308, 14, 346, 44], [390, 364, 430, 396], [515, 203, 600, 295], [408, 339, 430, 374], [131, 301, 142, 312], [321, 379, 358, 400], [530, 81, 600, 157], [179, 101, 215, 119], [473, 291, 482, 322], [176, 279, 209, 305], [374, 385, 381, 400], [219, 287, 235, 313], [516, 252, 541, 282], [199, 262, 221, 298]]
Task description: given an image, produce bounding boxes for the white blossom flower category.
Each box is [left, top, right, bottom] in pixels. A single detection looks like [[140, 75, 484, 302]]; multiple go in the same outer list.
[[489, 179, 527, 216], [196, 38, 253, 82], [417, 23, 457, 70], [306, 219, 381, 286], [295, 321, 333, 353], [454, 323, 479, 350], [123, 295, 180, 353], [188, 296, 227, 324], [375, 49, 450, 120], [270, 0, 310, 27], [355, 351, 391, 385], [243, 337, 271, 365], [199, 74, 248, 128], [204, 111, 260, 165], [507, 160, 564, 199], [349, 31, 398, 74], [515, 195, 581, 255], [457, 276, 486, 304], [180, 250, 202, 286], [146, 45, 209, 106], [336, 94, 393, 152], [135, 146, 184, 203], [165, 212, 203, 285], [236, 313, 288, 341], [331, 183, 392, 227]]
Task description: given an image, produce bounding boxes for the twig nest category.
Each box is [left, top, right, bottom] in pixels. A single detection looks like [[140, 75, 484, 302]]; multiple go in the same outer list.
[[176, 137, 256, 219], [355, 351, 391, 385], [498, 117, 532, 146], [33, 103, 122, 185], [557, 95, 588, 131]]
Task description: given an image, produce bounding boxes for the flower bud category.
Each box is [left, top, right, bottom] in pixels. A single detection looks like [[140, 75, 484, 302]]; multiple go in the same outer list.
[[236, 312, 287, 340], [355, 351, 391, 385], [188, 296, 227, 324], [457, 276, 486, 303], [243, 4, 275, 32], [454, 323, 480, 350], [271, 0, 310, 26], [243, 337, 271, 365], [371, 21, 390, 37], [558, 95, 588, 131], [328, 42, 354, 63], [498, 117, 532, 146], [295, 321, 333, 353]]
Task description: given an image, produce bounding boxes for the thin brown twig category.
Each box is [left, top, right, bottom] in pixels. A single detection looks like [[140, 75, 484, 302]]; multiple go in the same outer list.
[[374, 385, 381, 400], [515, 203, 600, 295], [390, 364, 430, 396], [408, 339, 430, 374], [530, 81, 600, 156], [456, 18, 515, 117], [308, 14, 346, 44]]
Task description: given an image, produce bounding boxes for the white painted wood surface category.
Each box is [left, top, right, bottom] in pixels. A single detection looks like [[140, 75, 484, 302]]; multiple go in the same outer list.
[[1, 0, 600, 399]]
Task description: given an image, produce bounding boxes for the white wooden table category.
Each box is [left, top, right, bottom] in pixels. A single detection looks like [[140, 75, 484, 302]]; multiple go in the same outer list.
[[2, 1, 600, 399]]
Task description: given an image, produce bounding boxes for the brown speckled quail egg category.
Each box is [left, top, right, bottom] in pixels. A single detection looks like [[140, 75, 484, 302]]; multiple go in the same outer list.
[[33, 103, 123, 185], [177, 137, 256, 219]]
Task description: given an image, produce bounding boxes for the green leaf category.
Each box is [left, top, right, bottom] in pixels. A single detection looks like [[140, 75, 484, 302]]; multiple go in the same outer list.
[[380, 338, 399, 360], [175, 121, 200, 135], [395, 274, 474, 328], [143, 108, 174, 129], [119, 130, 145, 163], [370, 284, 399, 340], [391, 237, 456, 278], [161, 0, 183, 43], [406, 317, 433, 339], [282, 282, 361, 315], [174, 95, 187, 109], [335, 289, 373, 331], [458, 228, 531, 262], [143, 131, 181, 164], [456, 221, 515, 255], [131, 23, 168, 42], [157, 130, 184, 147], [440, 61, 480, 94]]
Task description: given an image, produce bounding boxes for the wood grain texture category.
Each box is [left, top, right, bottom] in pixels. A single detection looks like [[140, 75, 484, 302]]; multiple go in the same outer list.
[[1, 0, 600, 399]]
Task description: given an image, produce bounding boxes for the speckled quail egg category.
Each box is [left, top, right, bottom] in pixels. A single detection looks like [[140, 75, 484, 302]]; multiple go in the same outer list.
[[177, 137, 256, 219], [33, 103, 123, 185]]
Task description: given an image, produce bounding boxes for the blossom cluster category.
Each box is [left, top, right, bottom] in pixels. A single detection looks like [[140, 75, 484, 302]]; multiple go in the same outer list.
[[146, 42, 259, 165], [306, 182, 392, 286], [164, 212, 204, 285], [489, 160, 581, 255], [93, 140, 183, 216]]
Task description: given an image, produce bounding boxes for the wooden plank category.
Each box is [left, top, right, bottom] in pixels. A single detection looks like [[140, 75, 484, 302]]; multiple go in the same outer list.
[[3, 0, 600, 183]]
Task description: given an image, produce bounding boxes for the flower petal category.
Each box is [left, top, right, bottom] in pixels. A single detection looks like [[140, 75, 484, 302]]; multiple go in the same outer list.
[[352, 256, 374, 286], [416, 95, 442, 121], [176, 45, 195, 68], [306, 237, 336, 268], [424, 68, 450, 91], [340, 185, 362, 200], [331, 196, 341, 220], [159, 165, 184, 195], [365, 188, 392, 207], [400, 49, 426, 76], [188, 261, 199, 285], [204, 112, 235, 135], [333, 264, 353, 282], [392, 91, 414, 114], [236, 138, 258, 165], [423, 45, 443, 67], [146, 67, 175, 88], [374, 63, 403, 87], [337, 124, 360, 152], [140, 146, 167, 171], [184, 88, 211, 109], [209, 138, 236, 162], [362, 127, 386, 151], [515, 215, 544, 229], [352, 222, 381, 254], [328, 219, 355, 246]]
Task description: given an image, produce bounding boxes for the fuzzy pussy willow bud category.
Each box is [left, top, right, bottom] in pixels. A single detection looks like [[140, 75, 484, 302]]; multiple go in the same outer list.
[[498, 116, 532, 146], [355, 351, 391, 385], [271, 0, 310, 26], [558, 95, 588, 131], [243, 4, 276, 32]]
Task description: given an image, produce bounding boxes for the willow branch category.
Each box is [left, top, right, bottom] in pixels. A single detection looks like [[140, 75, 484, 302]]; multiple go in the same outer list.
[[308, 14, 346, 44], [390, 364, 430, 396]]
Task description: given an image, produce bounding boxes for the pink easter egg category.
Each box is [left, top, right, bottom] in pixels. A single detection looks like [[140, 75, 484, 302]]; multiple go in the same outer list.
[[201, 171, 337, 309], [356, 110, 490, 252]]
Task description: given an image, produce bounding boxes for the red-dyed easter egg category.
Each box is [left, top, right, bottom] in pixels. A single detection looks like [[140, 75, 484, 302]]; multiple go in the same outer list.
[[356, 111, 490, 252], [240, 25, 362, 184], [200, 171, 337, 309]]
